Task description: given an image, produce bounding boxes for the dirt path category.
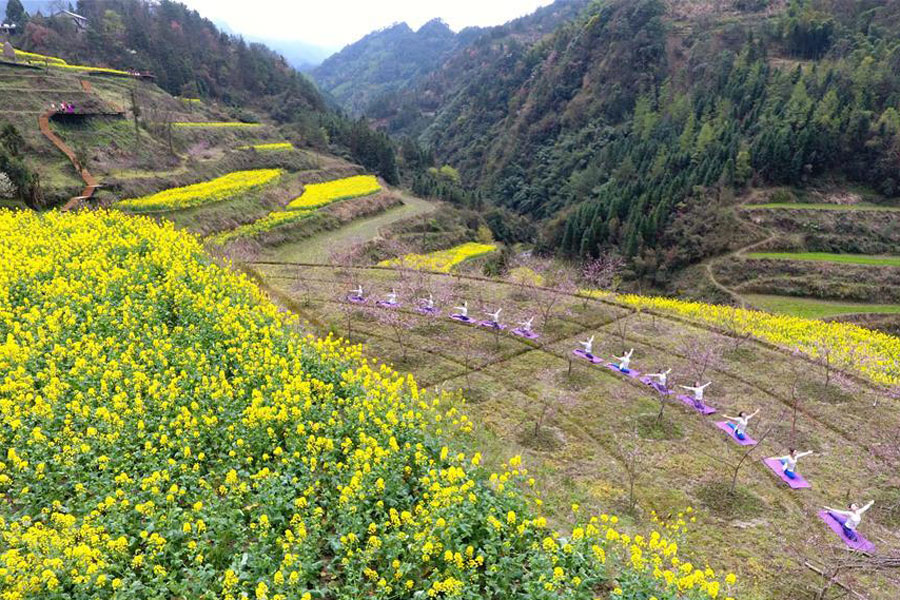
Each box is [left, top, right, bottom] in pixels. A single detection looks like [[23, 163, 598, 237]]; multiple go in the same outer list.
[[38, 109, 99, 210]]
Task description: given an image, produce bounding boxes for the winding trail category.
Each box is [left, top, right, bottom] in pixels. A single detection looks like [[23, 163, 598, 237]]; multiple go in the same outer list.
[[38, 109, 99, 210]]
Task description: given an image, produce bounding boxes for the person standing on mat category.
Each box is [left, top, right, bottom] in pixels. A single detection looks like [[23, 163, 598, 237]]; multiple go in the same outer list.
[[679, 381, 711, 408], [771, 448, 813, 480], [614, 348, 634, 372], [723, 409, 759, 440], [647, 368, 672, 389], [824, 501, 874, 542]]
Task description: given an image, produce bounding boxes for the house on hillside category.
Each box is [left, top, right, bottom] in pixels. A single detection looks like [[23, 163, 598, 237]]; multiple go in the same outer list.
[[0, 23, 17, 36], [51, 10, 88, 32]]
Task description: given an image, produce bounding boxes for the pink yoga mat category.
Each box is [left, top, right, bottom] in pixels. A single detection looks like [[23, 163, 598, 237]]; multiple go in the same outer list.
[[677, 394, 716, 415], [715, 421, 757, 446], [511, 328, 539, 339], [640, 377, 672, 395], [450, 314, 476, 324], [605, 364, 641, 379], [818, 511, 875, 552], [573, 349, 603, 364], [763, 458, 811, 489]]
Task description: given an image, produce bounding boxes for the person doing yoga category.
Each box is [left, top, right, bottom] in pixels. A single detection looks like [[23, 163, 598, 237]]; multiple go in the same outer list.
[[484, 308, 503, 327], [722, 409, 759, 440], [350, 285, 364, 299], [422, 294, 435, 310], [614, 348, 634, 371], [679, 381, 711, 408], [578, 336, 595, 357], [824, 501, 874, 542], [647, 368, 672, 388], [770, 448, 813, 480], [518, 316, 535, 332], [453, 301, 469, 318]]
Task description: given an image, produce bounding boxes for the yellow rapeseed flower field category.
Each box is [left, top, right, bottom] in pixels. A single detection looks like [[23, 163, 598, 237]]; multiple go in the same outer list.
[[379, 242, 497, 273], [207, 209, 313, 246], [0, 209, 733, 600], [598, 293, 900, 387], [237, 142, 294, 151], [286, 175, 381, 210], [116, 169, 283, 212]]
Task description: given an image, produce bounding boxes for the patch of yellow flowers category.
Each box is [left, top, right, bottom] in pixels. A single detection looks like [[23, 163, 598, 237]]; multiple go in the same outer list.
[[238, 142, 294, 151], [0, 210, 735, 600], [207, 209, 313, 246], [10, 47, 130, 74], [286, 175, 381, 210], [615, 294, 900, 387], [117, 168, 283, 212], [379, 242, 497, 273]]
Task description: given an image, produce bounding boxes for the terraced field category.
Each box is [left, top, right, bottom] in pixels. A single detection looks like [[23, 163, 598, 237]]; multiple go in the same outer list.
[[745, 252, 900, 267]]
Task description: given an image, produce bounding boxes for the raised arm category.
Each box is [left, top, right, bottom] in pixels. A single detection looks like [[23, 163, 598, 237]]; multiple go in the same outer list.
[[859, 501, 874, 515], [796, 450, 813, 459], [824, 506, 851, 517], [722, 414, 737, 422], [772, 454, 790, 462], [747, 409, 760, 420], [699, 382, 711, 390]]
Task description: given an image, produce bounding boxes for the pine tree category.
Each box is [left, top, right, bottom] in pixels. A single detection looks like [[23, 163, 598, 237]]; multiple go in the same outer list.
[[5, 0, 27, 28]]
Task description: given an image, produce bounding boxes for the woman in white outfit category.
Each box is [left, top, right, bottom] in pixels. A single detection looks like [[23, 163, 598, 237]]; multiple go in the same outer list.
[[723, 409, 759, 441], [679, 381, 711, 408], [824, 501, 874, 541], [771, 448, 812, 480]]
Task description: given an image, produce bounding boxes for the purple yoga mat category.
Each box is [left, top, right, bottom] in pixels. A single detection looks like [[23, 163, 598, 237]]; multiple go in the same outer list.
[[450, 314, 476, 324], [573, 349, 603, 364], [676, 394, 716, 415], [640, 377, 672, 395], [715, 421, 757, 446], [417, 307, 439, 315], [605, 364, 641, 379], [376, 301, 401, 308], [763, 458, 811, 489], [479, 321, 506, 330], [347, 295, 367, 304], [818, 511, 875, 552], [511, 328, 539, 339]]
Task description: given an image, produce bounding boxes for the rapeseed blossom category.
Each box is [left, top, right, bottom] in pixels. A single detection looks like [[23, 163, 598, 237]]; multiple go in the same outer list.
[[379, 242, 497, 273], [286, 175, 382, 210], [0, 210, 733, 600], [117, 169, 282, 212]]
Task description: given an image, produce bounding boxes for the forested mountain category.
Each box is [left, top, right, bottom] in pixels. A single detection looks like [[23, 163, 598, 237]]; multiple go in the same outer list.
[[311, 19, 476, 116], [10, 0, 325, 115], [358, 0, 900, 283]]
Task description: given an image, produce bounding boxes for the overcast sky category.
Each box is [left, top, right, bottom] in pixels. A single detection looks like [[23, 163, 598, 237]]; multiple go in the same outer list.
[[180, 0, 555, 50]]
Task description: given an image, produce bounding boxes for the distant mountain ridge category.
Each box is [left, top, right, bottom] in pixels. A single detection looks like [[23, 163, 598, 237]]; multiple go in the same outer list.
[[311, 18, 481, 116]]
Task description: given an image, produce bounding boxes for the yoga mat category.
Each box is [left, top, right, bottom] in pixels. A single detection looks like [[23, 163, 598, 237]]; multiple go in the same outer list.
[[417, 307, 439, 315], [640, 377, 671, 395], [450, 314, 476, 324], [715, 421, 757, 446], [676, 394, 716, 415], [605, 364, 641, 379], [479, 321, 506, 330], [376, 301, 401, 308], [818, 511, 875, 552], [573, 349, 603, 364], [347, 295, 367, 304], [511, 328, 539, 340], [763, 458, 811, 489]]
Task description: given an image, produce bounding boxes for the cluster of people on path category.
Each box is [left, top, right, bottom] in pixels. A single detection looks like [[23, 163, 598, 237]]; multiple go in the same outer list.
[[51, 101, 76, 114]]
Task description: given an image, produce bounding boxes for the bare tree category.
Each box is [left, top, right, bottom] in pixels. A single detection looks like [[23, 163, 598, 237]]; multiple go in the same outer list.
[[581, 254, 624, 308], [678, 337, 726, 384], [616, 423, 661, 513], [371, 279, 418, 364], [516, 258, 576, 331], [723, 306, 753, 353], [813, 338, 836, 388], [698, 412, 783, 495]]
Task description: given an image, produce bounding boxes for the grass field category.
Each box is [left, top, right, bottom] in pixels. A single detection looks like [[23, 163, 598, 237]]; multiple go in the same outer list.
[[743, 202, 900, 211], [259, 192, 436, 263], [745, 252, 900, 267], [745, 293, 900, 319], [243, 263, 900, 600]]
